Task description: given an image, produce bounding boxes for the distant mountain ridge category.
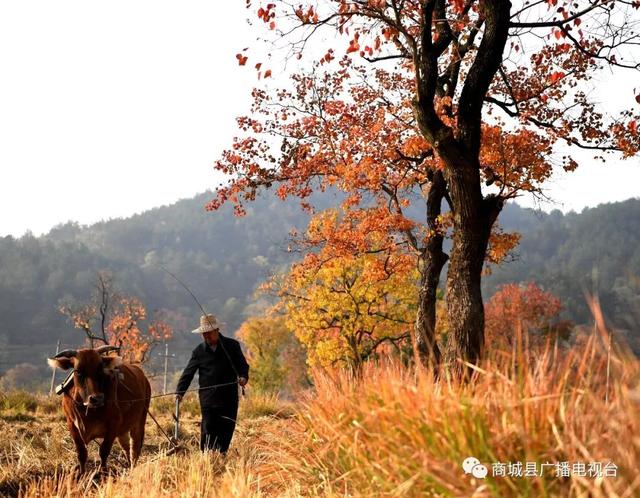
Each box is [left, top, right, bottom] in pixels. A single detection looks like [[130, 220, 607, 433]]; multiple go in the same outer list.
[[1, 191, 639, 374]]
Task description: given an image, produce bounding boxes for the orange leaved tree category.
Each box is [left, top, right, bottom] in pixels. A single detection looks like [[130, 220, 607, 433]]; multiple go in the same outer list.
[[59, 272, 173, 363], [211, 0, 640, 374], [484, 282, 570, 349]]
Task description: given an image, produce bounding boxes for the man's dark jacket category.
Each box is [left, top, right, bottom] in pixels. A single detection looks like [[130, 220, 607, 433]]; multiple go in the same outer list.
[[176, 334, 250, 407]]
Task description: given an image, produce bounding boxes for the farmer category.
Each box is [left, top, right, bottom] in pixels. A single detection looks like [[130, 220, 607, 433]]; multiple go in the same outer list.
[[176, 314, 249, 453]]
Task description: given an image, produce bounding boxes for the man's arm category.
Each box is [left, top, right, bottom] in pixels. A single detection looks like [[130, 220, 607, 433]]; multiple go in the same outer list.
[[175, 350, 199, 399], [233, 341, 250, 385]]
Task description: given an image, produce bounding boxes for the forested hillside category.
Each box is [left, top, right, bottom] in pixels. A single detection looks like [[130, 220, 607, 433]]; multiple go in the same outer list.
[[1, 193, 639, 377]]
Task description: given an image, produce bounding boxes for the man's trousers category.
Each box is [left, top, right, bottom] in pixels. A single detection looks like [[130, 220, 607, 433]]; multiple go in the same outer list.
[[200, 403, 238, 453]]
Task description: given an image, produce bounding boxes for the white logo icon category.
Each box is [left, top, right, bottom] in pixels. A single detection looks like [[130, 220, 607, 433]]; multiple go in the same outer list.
[[462, 457, 488, 479]]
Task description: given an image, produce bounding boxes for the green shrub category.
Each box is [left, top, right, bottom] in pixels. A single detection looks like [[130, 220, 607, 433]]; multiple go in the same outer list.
[[0, 390, 39, 413]]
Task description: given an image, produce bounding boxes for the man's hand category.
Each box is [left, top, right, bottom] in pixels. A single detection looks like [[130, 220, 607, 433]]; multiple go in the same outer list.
[[238, 377, 248, 387], [175, 393, 183, 402]]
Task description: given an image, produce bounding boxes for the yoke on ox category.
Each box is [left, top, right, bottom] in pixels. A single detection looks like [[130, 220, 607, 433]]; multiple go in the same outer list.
[[48, 346, 151, 475]]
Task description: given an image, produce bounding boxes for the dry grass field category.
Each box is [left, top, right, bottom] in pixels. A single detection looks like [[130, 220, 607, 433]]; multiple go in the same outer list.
[[1, 332, 639, 497], [0, 391, 296, 497]]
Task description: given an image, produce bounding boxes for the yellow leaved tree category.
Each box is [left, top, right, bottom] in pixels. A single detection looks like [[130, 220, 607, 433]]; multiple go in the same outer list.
[[236, 314, 309, 395], [277, 242, 418, 371]]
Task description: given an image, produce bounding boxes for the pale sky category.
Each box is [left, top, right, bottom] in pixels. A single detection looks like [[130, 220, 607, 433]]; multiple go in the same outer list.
[[0, 1, 638, 238]]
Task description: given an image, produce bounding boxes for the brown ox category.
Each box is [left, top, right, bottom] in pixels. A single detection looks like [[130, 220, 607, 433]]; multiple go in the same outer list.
[[48, 346, 151, 474]]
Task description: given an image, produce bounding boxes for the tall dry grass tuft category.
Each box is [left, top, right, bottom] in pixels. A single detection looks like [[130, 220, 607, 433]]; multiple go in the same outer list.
[[248, 332, 640, 497]]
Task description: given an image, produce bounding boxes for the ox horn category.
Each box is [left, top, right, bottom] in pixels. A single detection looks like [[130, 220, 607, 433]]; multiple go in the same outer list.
[[95, 345, 121, 355], [53, 349, 77, 359]]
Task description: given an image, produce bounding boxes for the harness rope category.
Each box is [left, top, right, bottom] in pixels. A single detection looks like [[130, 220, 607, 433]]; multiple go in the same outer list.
[[127, 380, 240, 404], [64, 378, 240, 404], [61, 376, 241, 451]]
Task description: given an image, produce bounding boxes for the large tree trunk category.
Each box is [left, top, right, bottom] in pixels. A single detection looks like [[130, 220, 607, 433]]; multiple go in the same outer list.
[[443, 162, 503, 376], [414, 170, 448, 373], [443, 217, 490, 372]]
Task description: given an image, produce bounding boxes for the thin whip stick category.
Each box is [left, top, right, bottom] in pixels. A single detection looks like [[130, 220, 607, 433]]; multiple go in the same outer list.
[[156, 265, 244, 391], [157, 264, 208, 316]]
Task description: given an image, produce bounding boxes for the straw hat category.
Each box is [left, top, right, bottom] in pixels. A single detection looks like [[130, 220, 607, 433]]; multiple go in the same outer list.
[[191, 314, 222, 334]]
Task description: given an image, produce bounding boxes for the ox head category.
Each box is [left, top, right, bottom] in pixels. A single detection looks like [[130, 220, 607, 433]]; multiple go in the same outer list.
[[48, 346, 122, 408]]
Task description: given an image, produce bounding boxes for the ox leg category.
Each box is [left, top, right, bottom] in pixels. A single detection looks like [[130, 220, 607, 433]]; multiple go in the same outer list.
[[99, 432, 116, 474], [130, 418, 146, 466], [69, 422, 87, 476], [117, 433, 132, 467]]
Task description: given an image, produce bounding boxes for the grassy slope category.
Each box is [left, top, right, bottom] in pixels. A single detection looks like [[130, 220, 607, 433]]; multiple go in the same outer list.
[[2, 337, 639, 497]]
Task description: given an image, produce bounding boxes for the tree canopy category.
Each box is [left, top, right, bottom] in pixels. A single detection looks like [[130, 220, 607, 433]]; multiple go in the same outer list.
[[211, 0, 640, 373]]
